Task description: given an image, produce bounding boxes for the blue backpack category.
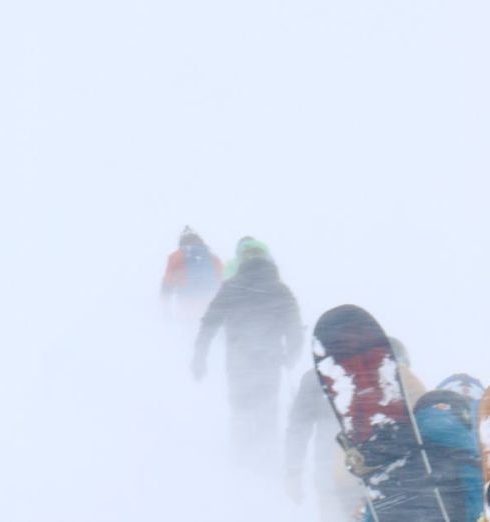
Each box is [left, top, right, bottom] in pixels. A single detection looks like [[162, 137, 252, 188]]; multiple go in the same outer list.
[[181, 244, 219, 296]]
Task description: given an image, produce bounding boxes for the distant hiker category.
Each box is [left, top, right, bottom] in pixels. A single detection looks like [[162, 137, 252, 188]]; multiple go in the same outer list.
[[162, 226, 222, 322], [192, 257, 303, 471]]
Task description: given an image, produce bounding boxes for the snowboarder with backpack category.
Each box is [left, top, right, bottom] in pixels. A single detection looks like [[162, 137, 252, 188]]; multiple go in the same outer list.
[[312, 304, 451, 521], [285, 336, 425, 520]]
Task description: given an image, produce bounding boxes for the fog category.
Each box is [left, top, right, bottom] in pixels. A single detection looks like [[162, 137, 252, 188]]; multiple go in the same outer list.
[[2, 0, 490, 520]]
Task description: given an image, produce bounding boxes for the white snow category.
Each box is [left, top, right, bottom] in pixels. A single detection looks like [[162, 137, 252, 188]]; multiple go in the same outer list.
[[369, 457, 408, 487], [312, 337, 326, 357], [370, 413, 396, 427], [3, 0, 490, 521], [378, 357, 402, 407], [317, 356, 355, 434], [367, 487, 384, 501]]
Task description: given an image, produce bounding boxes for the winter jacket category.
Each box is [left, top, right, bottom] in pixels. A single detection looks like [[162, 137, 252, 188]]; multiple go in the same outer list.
[[195, 257, 303, 375], [162, 245, 222, 298]]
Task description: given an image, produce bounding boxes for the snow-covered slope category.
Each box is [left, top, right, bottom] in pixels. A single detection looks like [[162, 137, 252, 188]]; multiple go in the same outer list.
[[2, 0, 490, 520]]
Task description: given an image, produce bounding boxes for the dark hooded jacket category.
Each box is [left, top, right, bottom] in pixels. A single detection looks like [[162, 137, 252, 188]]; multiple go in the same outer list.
[[195, 257, 303, 372]]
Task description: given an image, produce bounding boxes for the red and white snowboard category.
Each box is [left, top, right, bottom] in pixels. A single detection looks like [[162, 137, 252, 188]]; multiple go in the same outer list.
[[312, 304, 449, 522]]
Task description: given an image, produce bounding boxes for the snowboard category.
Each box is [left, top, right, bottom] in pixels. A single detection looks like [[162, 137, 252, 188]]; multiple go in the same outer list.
[[479, 387, 490, 521], [312, 304, 449, 521]]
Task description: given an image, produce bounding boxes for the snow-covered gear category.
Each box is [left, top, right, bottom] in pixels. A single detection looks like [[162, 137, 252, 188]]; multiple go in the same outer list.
[[313, 304, 450, 522]]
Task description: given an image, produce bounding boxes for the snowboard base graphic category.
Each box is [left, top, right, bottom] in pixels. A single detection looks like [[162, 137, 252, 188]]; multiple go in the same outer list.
[[312, 305, 449, 521]]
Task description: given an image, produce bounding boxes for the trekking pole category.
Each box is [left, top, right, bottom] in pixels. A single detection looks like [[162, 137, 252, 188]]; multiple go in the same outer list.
[[397, 374, 451, 521]]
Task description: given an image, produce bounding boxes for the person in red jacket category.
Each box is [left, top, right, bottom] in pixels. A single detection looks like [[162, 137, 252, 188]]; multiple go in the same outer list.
[[162, 227, 222, 322]]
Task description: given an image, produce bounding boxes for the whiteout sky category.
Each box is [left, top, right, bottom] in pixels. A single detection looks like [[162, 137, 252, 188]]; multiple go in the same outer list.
[[1, 0, 490, 520]]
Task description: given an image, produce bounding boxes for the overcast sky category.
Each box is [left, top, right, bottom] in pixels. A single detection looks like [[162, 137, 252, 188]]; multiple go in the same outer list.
[[2, 0, 490, 519]]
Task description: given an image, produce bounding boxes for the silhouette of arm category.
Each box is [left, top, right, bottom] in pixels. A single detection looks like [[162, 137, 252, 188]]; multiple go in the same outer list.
[[285, 371, 322, 476], [162, 251, 184, 295], [194, 282, 234, 354]]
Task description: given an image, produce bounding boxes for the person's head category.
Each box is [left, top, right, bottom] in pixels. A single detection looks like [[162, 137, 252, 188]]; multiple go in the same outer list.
[[388, 337, 411, 367], [236, 256, 279, 285], [436, 373, 485, 401], [179, 226, 204, 248], [236, 237, 269, 261], [235, 236, 254, 254]]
